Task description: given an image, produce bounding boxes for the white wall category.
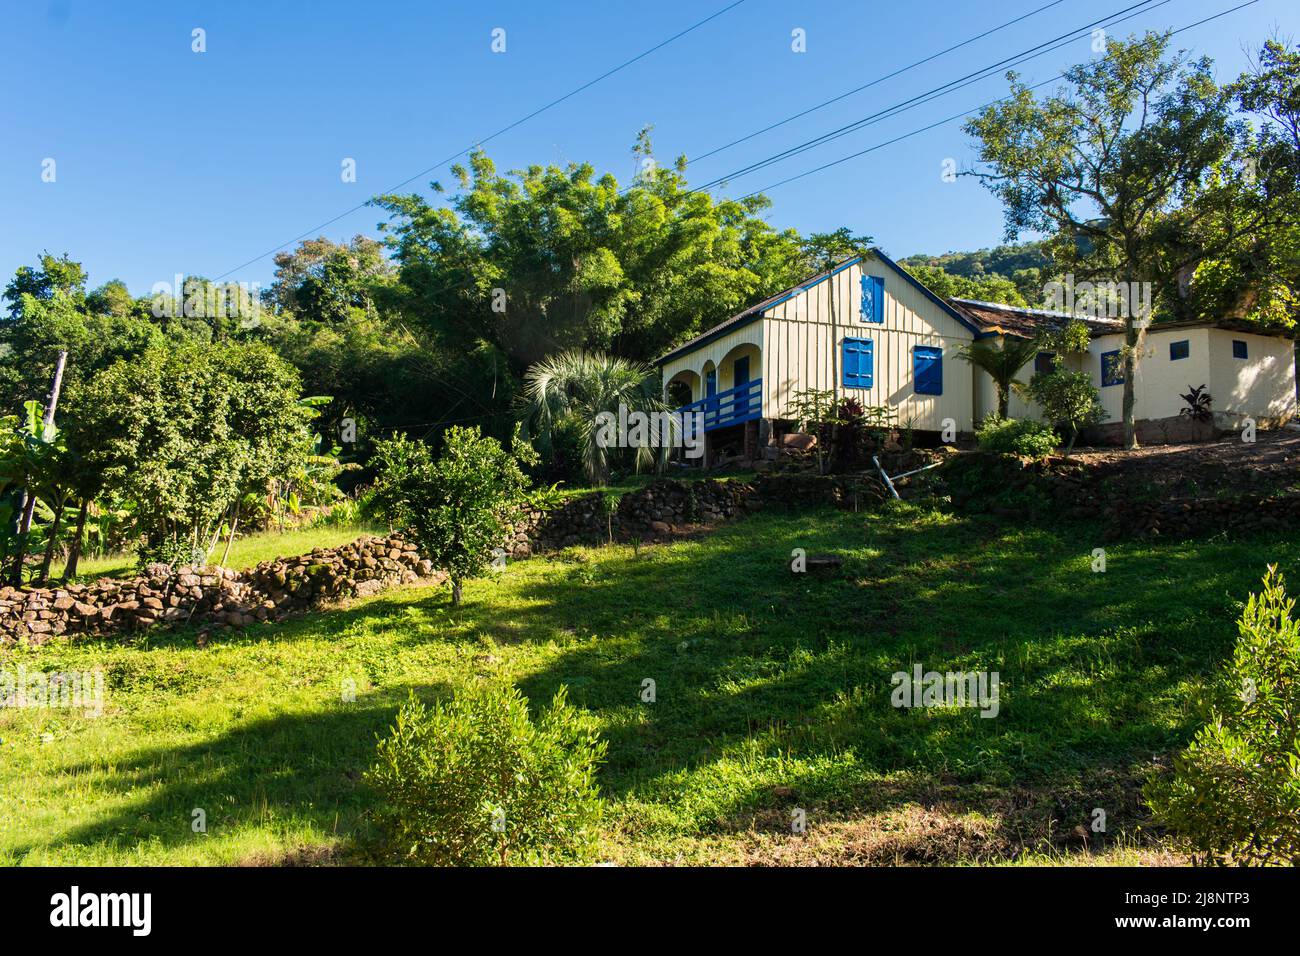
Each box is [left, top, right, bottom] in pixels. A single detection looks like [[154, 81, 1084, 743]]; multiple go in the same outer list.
[[1206, 329, 1297, 426]]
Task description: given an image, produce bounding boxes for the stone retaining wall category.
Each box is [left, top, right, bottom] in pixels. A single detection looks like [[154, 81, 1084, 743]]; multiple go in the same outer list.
[[0, 535, 443, 646], [504, 472, 896, 556]]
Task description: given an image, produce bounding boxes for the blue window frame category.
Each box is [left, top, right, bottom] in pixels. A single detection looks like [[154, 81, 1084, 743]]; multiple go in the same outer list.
[[913, 346, 943, 395], [859, 275, 884, 324], [1101, 350, 1124, 387], [1170, 339, 1190, 361], [1232, 339, 1248, 359], [842, 337, 874, 389], [1034, 351, 1056, 376]]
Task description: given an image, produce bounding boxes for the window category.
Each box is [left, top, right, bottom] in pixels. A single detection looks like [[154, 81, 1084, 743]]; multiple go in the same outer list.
[[1233, 339, 1248, 359], [842, 337, 874, 389], [1169, 339, 1190, 361], [913, 346, 943, 395], [1034, 351, 1056, 376], [859, 275, 884, 324], [1101, 349, 1124, 387], [705, 368, 716, 397]]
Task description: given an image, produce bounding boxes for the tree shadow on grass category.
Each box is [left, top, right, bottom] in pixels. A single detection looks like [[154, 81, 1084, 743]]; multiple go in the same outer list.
[[464, 507, 1296, 854], [21, 505, 1296, 864], [15, 680, 451, 864]]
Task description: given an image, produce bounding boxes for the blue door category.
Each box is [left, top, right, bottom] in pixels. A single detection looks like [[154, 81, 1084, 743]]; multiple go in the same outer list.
[[733, 357, 750, 417]]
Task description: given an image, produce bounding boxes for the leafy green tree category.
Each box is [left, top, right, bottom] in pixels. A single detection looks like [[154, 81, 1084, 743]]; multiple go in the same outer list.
[[902, 262, 1029, 306], [76, 342, 314, 566], [3, 252, 87, 320], [0, 402, 67, 584], [367, 682, 606, 866], [1147, 566, 1300, 865], [956, 336, 1040, 418], [1026, 369, 1106, 459], [965, 32, 1282, 448], [370, 425, 535, 605], [0, 290, 164, 415], [521, 350, 666, 484], [1184, 39, 1300, 329], [263, 235, 393, 323], [372, 140, 808, 375]]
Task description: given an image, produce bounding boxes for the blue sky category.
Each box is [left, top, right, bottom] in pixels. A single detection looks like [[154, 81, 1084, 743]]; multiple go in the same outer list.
[[2, 0, 1293, 297]]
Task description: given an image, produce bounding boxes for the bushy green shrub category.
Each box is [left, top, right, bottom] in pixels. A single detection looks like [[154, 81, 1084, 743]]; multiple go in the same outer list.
[[366, 682, 606, 866], [1146, 566, 1300, 865], [975, 416, 1060, 458], [370, 425, 535, 605]]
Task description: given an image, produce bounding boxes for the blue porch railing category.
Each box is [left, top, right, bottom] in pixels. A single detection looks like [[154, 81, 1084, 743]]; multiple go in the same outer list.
[[675, 377, 762, 434]]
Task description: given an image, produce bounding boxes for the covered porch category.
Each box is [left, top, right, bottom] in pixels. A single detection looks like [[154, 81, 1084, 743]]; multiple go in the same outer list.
[[663, 342, 764, 465]]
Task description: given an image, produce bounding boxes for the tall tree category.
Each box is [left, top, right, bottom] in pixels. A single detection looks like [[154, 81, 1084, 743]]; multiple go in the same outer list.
[[965, 32, 1281, 448]]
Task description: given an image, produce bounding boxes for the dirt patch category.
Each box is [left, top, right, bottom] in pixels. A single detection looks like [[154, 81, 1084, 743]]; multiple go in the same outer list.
[[653, 767, 1186, 867], [237, 843, 343, 867], [1068, 430, 1300, 501]]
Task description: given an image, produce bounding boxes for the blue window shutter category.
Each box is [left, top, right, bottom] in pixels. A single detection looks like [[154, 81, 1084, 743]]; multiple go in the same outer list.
[[914, 346, 942, 395], [1100, 349, 1123, 387], [842, 338, 873, 388], [1169, 340, 1189, 360], [860, 275, 884, 323], [1233, 339, 1248, 359]]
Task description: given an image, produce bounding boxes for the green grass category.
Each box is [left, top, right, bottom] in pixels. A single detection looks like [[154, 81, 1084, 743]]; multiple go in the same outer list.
[[2, 504, 1293, 865], [47, 523, 382, 584]]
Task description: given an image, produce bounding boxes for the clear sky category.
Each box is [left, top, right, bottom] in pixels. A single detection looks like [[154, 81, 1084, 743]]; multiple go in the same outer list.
[[2, 0, 1294, 297]]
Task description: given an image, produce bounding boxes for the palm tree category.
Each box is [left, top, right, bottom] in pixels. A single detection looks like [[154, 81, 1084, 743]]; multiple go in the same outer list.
[[956, 336, 1041, 419], [521, 350, 668, 484]]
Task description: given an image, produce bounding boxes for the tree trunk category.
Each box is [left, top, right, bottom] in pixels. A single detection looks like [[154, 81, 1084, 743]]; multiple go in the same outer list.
[[1122, 319, 1141, 449], [38, 500, 65, 585], [1063, 426, 1079, 461], [998, 385, 1009, 419], [451, 579, 463, 606], [10, 492, 36, 587], [218, 505, 240, 568], [63, 499, 90, 582]]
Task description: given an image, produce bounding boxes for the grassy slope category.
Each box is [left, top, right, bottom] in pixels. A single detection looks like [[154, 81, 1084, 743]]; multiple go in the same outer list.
[[2, 504, 1293, 865], [47, 524, 382, 584]]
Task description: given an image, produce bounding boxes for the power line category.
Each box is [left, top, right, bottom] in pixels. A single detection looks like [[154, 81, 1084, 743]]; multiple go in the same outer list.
[[737, 0, 1262, 200], [213, 0, 749, 281], [689, 0, 1171, 195], [686, 0, 1070, 168]]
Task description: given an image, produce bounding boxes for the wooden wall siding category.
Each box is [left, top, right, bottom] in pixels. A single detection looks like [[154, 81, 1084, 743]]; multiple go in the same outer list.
[[761, 259, 975, 430], [661, 322, 764, 404]]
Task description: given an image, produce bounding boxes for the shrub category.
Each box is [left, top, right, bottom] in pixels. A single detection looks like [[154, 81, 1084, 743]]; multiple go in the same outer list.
[[1026, 368, 1106, 458], [366, 682, 607, 866], [975, 416, 1059, 458], [370, 425, 535, 605], [1146, 566, 1300, 865]]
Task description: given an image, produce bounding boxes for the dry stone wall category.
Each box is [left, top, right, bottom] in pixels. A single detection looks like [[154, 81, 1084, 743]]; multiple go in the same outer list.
[[0, 535, 443, 646], [2, 472, 911, 647]]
